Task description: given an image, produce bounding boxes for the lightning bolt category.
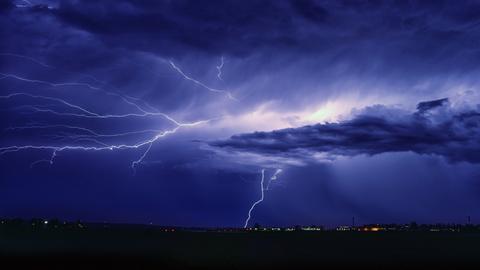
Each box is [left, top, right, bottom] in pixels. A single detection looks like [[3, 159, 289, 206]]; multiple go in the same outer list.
[[0, 53, 223, 174], [0, 73, 103, 91], [216, 56, 224, 81], [243, 169, 265, 228], [5, 124, 167, 140], [1, 52, 270, 226], [1, 54, 234, 104], [1, 120, 207, 170], [1, 52, 234, 104], [266, 168, 282, 191], [0, 52, 107, 85], [14, 0, 33, 8], [0, 73, 142, 113], [168, 60, 236, 100], [1, 92, 213, 126], [1, 91, 209, 174], [0, 92, 209, 168], [30, 158, 52, 168], [131, 142, 153, 175], [0, 53, 51, 68]]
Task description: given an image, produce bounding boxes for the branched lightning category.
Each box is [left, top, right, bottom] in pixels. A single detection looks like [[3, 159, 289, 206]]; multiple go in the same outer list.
[[243, 169, 265, 228], [168, 60, 236, 100], [0, 53, 51, 68], [0, 73, 103, 91], [131, 142, 153, 175], [1, 120, 206, 169], [2, 52, 271, 226], [0, 72, 146, 112], [5, 124, 165, 139], [0, 58, 211, 173], [1, 93, 212, 126], [0, 53, 107, 85]]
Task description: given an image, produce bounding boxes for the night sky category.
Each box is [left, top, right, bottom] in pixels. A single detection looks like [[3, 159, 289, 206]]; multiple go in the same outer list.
[[1, 0, 480, 228]]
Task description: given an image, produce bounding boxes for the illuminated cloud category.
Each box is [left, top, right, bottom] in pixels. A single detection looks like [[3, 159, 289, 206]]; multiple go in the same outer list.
[[210, 98, 480, 164], [2, 0, 480, 226]]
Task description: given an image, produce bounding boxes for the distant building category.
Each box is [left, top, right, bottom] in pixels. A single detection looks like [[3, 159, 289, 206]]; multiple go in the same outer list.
[[301, 226, 324, 231], [336, 226, 352, 231]]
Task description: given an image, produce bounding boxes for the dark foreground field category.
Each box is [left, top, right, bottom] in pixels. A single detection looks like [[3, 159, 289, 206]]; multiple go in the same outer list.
[[1, 227, 479, 269]]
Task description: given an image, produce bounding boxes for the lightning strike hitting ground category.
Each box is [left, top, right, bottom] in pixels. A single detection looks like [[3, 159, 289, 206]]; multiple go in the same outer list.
[[243, 169, 266, 228], [1, 51, 261, 225]]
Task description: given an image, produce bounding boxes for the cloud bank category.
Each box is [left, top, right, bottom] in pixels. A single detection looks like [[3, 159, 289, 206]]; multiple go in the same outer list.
[[210, 98, 480, 164]]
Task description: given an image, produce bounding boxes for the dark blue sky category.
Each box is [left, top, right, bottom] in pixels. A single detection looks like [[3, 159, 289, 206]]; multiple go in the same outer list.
[[1, 0, 480, 227]]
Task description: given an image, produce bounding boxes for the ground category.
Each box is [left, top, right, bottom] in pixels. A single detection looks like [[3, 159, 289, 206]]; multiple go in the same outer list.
[[1, 226, 479, 269]]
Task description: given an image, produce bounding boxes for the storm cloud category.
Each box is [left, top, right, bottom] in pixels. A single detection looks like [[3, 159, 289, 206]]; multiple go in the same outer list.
[[2, 0, 480, 226], [211, 98, 480, 164], [4, 0, 480, 68], [3, 0, 480, 116]]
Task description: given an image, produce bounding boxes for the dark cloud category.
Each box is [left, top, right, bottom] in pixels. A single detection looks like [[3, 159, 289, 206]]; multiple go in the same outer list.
[[210, 99, 480, 164], [290, 0, 329, 23], [2, 0, 480, 226], [3, 0, 480, 110], [6, 0, 479, 66], [0, 1, 12, 12], [48, 0, 296, 56], [416, 98, 449, 113]]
